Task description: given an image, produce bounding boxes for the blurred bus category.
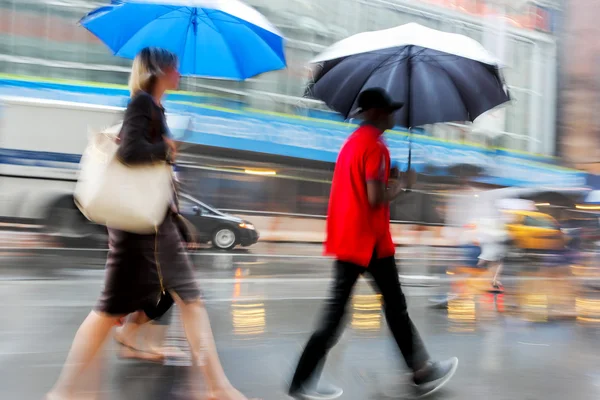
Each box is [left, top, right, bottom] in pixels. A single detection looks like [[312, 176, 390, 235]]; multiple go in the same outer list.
[[0, 96, 446, 247]]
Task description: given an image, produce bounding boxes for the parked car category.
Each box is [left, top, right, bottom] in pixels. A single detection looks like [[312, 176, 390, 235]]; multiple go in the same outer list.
[[178, 193, 259, 250], [503, 210, 566, 253]]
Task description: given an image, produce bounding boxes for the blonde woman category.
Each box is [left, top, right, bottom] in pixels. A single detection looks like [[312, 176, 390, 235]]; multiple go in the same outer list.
[[47, 47, 249, 400]]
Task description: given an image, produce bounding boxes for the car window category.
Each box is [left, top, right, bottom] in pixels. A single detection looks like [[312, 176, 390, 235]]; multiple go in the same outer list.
[[178, 198, 197, 214], [200, 205, 214, 215], [179, 198, 215, 216], [523, 216, 557, 229]]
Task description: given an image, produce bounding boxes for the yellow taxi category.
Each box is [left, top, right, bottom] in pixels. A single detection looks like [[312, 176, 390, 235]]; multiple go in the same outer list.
[[503, 210, 566, 251]]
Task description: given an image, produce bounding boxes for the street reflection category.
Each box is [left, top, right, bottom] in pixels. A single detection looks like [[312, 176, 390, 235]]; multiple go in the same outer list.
[[351, 294, 382, 332], [521, 294, 549, 322], [233, 267, 243, 299], [231, 267, 266, 335], [572, 252, 600, 277], [231, 303, 266, 335], [576, 296, 600, 324], [515, 265, 577, 322], [448, 294, 477, 332]]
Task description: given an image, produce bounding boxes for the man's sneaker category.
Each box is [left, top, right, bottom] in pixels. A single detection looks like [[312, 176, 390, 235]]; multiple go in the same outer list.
[[289, 381, 343, 400], [412, 357, 458, 398]]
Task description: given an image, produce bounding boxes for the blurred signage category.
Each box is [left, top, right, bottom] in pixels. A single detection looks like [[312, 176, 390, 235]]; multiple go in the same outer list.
[[419, 0, 557, 34], [423, 0, 485, 14], [0, 77, 586, 188], [184, 108, 585, 187], [532, 5, 555, 33]]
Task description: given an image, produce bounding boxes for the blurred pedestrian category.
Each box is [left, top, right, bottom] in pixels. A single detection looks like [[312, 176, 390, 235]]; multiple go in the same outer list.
[[476, 214, 508, 292], [46, 47, 250, 400], [288, 88, 458, 400]]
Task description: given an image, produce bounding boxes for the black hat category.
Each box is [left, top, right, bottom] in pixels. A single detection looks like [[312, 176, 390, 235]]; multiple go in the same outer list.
[[354, 88, 404, 116]]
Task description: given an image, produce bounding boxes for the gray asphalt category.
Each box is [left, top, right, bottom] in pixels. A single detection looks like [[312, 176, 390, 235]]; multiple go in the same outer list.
[[0, 243, 600, 399]]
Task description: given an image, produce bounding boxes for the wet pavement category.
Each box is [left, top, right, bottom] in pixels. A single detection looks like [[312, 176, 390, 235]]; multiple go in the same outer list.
[[1, 242, 600, 399]]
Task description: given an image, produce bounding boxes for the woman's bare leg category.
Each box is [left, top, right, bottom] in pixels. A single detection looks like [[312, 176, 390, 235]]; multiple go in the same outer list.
[[491, 261, 503, 287], [74, 349, 107, 400], [146, 324, 167, 351], [171, 292, 249, 400], [47, 311, 120, 399], [472, 259, 502, 292]]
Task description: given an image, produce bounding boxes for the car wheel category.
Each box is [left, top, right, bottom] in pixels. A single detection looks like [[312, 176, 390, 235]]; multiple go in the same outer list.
[[212, 227, 237, 250], [46, 198, 99, 247]]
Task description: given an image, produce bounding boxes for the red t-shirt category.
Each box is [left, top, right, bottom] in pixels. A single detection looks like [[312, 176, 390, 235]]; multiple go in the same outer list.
[[325, 124, 395, 267]]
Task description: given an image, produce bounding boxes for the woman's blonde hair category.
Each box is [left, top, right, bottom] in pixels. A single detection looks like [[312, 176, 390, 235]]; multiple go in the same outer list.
[[129, 47, 178, 97]]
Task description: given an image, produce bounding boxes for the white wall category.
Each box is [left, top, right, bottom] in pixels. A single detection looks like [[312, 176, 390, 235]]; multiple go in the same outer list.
[[0, 96, 123, 155]]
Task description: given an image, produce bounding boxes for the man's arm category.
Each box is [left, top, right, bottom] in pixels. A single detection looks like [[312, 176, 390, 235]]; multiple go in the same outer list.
[[367, 179, 403, 207], [367, 169, 415, 207], [364, 144, 415, 207]]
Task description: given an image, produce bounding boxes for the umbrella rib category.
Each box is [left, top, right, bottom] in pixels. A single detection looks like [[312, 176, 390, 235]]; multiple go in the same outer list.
[[345, 47, 408, 117], [199, 10, 247, 78], [427, 54, 471, 121], [343, 71, 374, 118], [419, 51, 509, 122], [438, 56, 510, 121], [370, 47, 410, 75], [200, 9, 279, 43], [113, 6, 190, 55], [181, 8, 195, 72]]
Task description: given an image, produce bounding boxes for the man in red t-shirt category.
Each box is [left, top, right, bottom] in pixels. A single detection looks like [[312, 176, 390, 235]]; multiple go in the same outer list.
[[289, 88, 458, 399]]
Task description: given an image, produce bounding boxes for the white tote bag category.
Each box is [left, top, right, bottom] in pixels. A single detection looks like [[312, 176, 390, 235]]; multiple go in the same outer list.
[[74, 125, 173, 234]]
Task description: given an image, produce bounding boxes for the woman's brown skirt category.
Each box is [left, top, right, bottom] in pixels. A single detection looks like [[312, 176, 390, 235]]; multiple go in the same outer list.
[[95, 214, 201, 316]]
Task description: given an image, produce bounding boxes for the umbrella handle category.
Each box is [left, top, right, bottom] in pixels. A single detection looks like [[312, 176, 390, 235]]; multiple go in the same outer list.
[[405, 131, 413, 193], [407, 46, 412, 172], [407, 127, 413, 171]]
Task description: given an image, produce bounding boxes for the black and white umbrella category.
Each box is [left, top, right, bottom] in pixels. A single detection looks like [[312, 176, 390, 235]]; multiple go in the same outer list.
[[308, 22, 509, 126], [306, 23, 510, 167]]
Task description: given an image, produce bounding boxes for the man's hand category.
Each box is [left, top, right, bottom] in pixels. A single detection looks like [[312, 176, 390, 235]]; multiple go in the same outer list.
[[400, 169, 417, 188], [390, 166, 400, 180], [367, 168, 416, 207]]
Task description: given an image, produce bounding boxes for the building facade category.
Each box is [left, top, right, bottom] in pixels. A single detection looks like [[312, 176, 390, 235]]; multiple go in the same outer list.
[[557, 0, 600, 174], [0, 0, 560, 154]]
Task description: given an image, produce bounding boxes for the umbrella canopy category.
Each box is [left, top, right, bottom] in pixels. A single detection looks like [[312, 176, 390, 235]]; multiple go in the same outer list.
[[80, 0, 286, 79], [307, 23, 510, 128]]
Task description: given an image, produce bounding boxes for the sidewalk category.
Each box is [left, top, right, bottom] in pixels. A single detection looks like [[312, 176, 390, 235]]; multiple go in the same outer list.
[[0, 215, 460, 249], [235, 214, 460, 246]]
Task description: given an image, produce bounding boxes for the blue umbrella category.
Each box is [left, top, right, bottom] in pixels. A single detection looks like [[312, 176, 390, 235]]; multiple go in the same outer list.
[[80, 0, 286, 80]]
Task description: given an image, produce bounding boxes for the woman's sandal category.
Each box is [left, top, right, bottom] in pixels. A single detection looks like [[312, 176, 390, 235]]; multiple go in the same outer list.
[[487, 281, 504, 294], [115, 339, 165, 363]]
